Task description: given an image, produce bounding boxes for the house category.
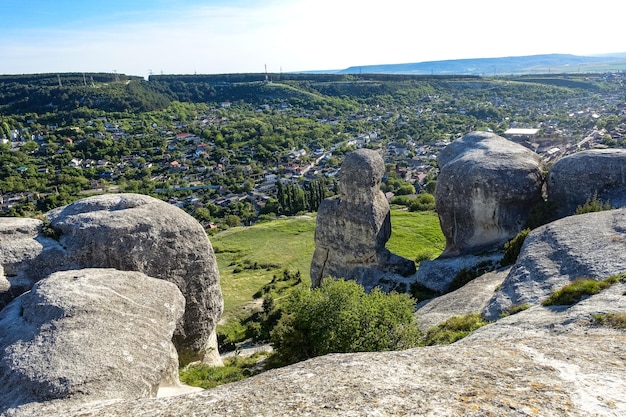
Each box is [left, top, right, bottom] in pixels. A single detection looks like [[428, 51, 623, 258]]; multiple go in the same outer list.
[[68, 158, 83, 168]]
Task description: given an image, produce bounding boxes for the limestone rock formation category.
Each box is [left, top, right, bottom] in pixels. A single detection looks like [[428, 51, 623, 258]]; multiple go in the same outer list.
[[0, 269, 185, 412], [8, 282, 626, 417], [484, 207, 626, 320], [435, 131, 544, 257], [0, 217, 65, 308], [547, 148, 626, 218], [310, 149, 415, 290], [415, 267, 509, 332], [413, 252, 503, 293], [0, 193, 223, 364]]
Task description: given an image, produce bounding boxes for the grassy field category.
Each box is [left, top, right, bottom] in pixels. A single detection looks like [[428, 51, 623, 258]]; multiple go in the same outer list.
[[385, 209, 445, 261], [211, 210, 444, 327]]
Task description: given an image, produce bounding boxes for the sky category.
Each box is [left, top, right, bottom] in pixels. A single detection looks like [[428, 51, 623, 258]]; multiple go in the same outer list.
[[0, 0, 624, 77]]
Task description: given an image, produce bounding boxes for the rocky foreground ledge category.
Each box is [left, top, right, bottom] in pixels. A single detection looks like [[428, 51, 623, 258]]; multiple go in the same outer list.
[[8, 281, 626, 417]]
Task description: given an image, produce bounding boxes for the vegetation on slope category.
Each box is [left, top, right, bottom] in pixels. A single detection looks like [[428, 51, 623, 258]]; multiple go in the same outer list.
[[267, 278, 421, 367], [213, 210, 443, 324], [542, 274, 626, 306], [421, 313, 489, 346]]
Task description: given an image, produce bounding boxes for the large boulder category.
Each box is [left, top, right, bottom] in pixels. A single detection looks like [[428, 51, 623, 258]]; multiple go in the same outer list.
[[9, 282, 626, 417], [547, 149, 626, 218], [436, 131, 545, 257], [484, 208, 626, 320], [0, 269, 185, 412], [310, 149, 415, 290], [0, 193, 223, 364]]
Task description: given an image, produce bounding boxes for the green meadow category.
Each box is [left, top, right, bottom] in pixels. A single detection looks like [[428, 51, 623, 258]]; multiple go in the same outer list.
[[212, 210, 444, 327]]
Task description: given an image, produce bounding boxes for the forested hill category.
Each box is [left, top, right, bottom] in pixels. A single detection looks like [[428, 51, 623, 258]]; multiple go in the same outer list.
[[0, 72, 483, 115], [0, 73, 170, 114], [0, 69, 611, 117]]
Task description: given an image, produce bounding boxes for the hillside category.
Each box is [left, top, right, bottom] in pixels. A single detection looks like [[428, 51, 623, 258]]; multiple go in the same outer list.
[[213, 209, 444, 324], [337, 53, 626, 75]]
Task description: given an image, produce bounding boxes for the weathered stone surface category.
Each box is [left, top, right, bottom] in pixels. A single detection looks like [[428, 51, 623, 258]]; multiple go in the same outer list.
[[0, 217, 65, 308], [484, 208, 626, 320], [415, 267, 509, 332], [436, 131, 544, 257], [413, 252, 502, 293], [547, 149, 626, 218], [0, 269, 185, 412], [310, 149, 415, 290], [0, 193, 223, 364], [8, 284, 626, 417]]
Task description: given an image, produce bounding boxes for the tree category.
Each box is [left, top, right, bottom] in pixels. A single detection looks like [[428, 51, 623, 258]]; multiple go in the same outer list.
[[268, 279, 421, 367], [225, 214, 241, 227]]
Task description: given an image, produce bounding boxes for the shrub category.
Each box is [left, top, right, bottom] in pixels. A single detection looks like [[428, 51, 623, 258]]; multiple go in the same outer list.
[[39, 217, 62, 241], [593, 313, 626, 329], [575, 192, 612, 215], [500, 228, 530, 267], [408, 193, 436, 212], [500, 303, 531, 318], [422, 313, 489, 346], [543, 274, 626, 307], [390, 195, 413, 207], [542, 278, 612, 306], [179, 354, 267, 389], [414, 249, 436, 264], [268, 279, 421, 367], [448, 260, 498, 292]]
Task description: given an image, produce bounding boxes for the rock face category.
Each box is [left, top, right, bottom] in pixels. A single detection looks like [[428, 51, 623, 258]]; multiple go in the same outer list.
[[310, 149, 415, 290], [0, 218, 65, 308], [413, 252, 503, 293], [0, 269, 185, 412], [0, 193, 223, 364], [435, 131, 544, 257], [415, 267, 509, 332], [9, 283, 626, 417], [547, 149, 626, 218], [484, 208, 626, 320]]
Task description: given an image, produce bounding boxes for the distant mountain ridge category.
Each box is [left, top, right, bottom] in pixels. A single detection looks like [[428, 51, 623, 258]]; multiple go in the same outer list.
[[309, 53, 626, 75]]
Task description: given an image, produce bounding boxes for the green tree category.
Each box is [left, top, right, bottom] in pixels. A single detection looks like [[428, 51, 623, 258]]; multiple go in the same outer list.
[[225, 214, 241, 227], [268, 279, 421, 367]]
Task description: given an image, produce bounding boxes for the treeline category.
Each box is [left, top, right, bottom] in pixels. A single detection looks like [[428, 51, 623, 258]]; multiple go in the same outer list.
[[0, 73, 142, 86], [0, 78, 171, 114], [275, 180, 330, 215], [148, 73, 479, 84]]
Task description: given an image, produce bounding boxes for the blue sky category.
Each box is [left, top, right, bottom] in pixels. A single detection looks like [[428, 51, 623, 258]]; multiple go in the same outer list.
[[1, 0, 624, 77]]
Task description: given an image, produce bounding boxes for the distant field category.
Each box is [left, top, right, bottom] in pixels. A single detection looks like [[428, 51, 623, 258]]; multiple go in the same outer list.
[[385, 209, 445, 261], [212, 210, 444, 325], [211, 215, 317, 323]]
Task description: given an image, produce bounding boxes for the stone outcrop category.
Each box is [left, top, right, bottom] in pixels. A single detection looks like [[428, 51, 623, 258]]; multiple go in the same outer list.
[[413, 252, 503, 293], [8, 282, 626, 417], [415, 267, 509, 332], [484, 207, 626, 320], [435, 131, 544, 257], [0, 217, 65, 308], [0, 193, 223, 364], [547, 149, 626, 218], [310, 149, 415, 290], [0, 269, 185, 412]]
